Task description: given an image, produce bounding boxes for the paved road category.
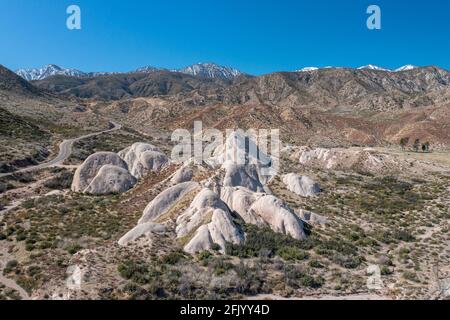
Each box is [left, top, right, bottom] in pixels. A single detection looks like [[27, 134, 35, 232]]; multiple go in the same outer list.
[[0, 121, 122, 178]]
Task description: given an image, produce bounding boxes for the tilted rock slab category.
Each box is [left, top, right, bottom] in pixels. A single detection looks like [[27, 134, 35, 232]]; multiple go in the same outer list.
[[177, 188, 244, 254], [170, 165, 194, 184], [282, 173, 321, 197], [118, 222, 166, 246], [220, 186, 266, 225], [139, 181, 200, 224], [248, 195, 307, 240]]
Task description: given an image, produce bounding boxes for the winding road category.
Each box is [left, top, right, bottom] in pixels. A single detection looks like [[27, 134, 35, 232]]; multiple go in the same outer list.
[[0, 121, 122, 178], [0, 121, 122, 299]]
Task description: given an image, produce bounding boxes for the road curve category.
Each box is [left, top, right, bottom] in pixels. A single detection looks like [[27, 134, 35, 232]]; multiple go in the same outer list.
[[0, 121, 122, 178]]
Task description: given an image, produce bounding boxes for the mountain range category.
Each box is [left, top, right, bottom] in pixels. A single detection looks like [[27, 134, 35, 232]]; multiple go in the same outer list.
[[15, 63, 245, 81], [3, 62, 450, 149], [16, 63, 426, 82]]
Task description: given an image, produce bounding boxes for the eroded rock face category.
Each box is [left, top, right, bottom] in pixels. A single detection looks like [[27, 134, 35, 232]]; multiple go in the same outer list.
[[176, 188, 229, 238], [248, 195, 307, 240], [118, 222, 166, 246], [282, 173, 321, 197], [184, 209, 244, 254], [297, 209, 328, 226], [220, 187, 265, 225], [71, 152, 129, 193], [222, 162, 265, 192], [171, 165, 194, 184], [295, 146, 402, 173], [139, 181, 200, 224], [177, 188, 245, 254], [119, 142, 169, 179], [84, 165, 137, 195]]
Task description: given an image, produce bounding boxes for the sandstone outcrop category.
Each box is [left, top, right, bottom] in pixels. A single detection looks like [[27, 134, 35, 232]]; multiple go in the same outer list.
[[282, 173, 321, 197], [119, 142, 169, 179], [139, 181, 199, 224], [71, 152, 130, 194]]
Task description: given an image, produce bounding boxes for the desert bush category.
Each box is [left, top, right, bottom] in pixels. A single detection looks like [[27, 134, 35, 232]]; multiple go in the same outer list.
[[43, 170, 74, 189], [226, 224, 316, 258]]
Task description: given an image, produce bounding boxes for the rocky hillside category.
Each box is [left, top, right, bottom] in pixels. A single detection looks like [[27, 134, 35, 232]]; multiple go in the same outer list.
[[32, 66, 450, 111], [33, 70, 234, 101]]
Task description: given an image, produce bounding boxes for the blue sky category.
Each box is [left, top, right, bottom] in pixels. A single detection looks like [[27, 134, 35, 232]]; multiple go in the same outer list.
[[0, 0, 449, 75]]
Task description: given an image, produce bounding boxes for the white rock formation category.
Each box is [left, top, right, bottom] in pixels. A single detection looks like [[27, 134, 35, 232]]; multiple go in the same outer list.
[[177, 188, 245, 254], [220, 187, 265, 225], [248, 195, 307, 240], [282, 173, 321, 197], [221, 162, 265, 192], [119, 142, 169, 179], [170, 165, 194, 184], [295, 146, 400, 173], [71, 152, 129, 193], [297, 209, 328, 226], [184, 209, 244, 254], [139, 181, 199, 224], [118, 222, 166, 246], [206, 130, 275, 180], [176, 188, 229, 238], [84, 165, 137, 195]]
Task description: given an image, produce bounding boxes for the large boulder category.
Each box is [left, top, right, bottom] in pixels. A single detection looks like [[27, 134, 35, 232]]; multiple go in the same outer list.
[[282, 173, 321, 197], [83, 165, 137, 195], [139, 182, 199, 224], [248, 195, 307, 240], [71, 152, 129, 193], [177, 188, 245, 254], [119, 142, 169, 179]]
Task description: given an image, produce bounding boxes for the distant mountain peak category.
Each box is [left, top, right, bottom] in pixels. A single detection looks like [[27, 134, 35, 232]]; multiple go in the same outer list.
[[16, 64, 86, 81], [395, 65, 417, 72], [177, 62, 244, 80], [16, 62, 245, 81], [297, 67, 319, 72], [357, 65, 391, 72], [134, 66, 161, 73]]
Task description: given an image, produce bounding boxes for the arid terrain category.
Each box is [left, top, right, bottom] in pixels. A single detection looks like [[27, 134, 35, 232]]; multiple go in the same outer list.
[[0, 63, 449, 300]]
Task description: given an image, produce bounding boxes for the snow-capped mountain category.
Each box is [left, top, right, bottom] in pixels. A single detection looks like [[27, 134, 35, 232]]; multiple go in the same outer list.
[[395, 65, 417, 72], [297, 67, 319, 72], [358, 65, 391, 72], [177, 63, 243, 80], [134, 66, 162, 73], [16, 63, 244, 81], [15, 64, 87, 81]]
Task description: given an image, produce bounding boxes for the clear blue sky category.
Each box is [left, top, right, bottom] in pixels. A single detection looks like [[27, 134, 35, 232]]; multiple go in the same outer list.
[[1, 0, 449, 75]]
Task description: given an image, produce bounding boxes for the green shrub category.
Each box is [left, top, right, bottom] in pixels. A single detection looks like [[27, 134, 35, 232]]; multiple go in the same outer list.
[[277, 246, 309, 261], [66, 244, 83, 255], [160, 251, 186, 265], [4, 260, 18, 273]]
